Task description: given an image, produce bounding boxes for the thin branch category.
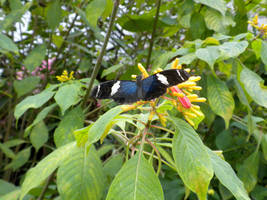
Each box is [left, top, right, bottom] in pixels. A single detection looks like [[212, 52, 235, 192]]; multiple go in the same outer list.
[[82, 0, 120, 107], [146, 0, 161, 68], [37, 171, 55, 200]]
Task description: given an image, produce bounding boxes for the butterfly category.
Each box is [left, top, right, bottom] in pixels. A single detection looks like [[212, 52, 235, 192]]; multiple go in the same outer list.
[[91, 69, 190, 104]]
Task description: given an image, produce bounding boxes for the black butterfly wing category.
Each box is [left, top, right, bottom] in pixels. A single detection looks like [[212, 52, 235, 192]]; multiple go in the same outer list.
[[140, 69, 190, 101], [91, 80, 139, 104], [141, 75, 167, 101]]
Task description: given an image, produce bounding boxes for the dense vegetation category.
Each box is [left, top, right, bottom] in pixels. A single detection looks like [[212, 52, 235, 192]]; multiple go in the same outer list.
[[0, 0, 266, 200]]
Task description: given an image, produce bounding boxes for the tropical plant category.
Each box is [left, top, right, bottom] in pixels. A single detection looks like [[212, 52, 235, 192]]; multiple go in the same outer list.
[[0, 0, 266, 200]]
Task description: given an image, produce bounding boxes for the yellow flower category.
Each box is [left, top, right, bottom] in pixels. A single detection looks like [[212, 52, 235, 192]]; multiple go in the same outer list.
[[56, 70, 75, 82], [124, 58, 206, 128], [248, 15, 267, 38]]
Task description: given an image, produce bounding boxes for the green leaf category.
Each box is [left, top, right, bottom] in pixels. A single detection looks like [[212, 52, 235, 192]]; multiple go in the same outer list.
[[88, 106, 123, 144], [0, 33, 19, 54], [52, 34, 64, 48], [207, 149, 250, 200], [0, 2, 31, 31], [196, 46, 220, 69], [74, 125, 92, 147], [152, 48, 188, 71], [102, 0, 113, 19], [54, 83, 82, 115], [14, 90, 55, 120], [106, 153, 164, 200], [101, 64, 124, 78], [118, 11, 173, 33], [30, 121, 48, 152], [4, 139, 25, 148], [9, 0, 22, 10], [261, 40, 267, 66], [0, 179, 17, 196], [219, 41, 248, 59], [20, 142, 76, 200], [240, 67, 267, 108], [0, 189, 21, 200], [13, 76, 40, 98], [178, 52, 197, 65], [0, 143, 15, 159], [103, 153, 124, 183], [251, 39, 262, 59], [194, 0, 226, 15], [5, 147, 31, 170], [25, 104, 57, 137], [57, 145, 106, 200], [207, 75, 235, 128], [54, 106, 84, 147], [237, 151, 259, 192], [204, 8, 235, 33], [85, 0, 106, 28], [46, 0, 62, 30], [23, 44, 46, 72], [171, 117, 213, 200], [189, 12, 206, 40]]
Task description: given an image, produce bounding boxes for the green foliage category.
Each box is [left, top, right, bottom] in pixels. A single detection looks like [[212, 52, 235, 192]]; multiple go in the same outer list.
[[1, 0, 266, 200], [106, 153, 164, 200], [171, 117, 213, 200]]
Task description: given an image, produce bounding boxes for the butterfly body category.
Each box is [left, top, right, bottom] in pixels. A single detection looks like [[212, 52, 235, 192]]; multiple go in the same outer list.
[[91, 69, 190, 104]]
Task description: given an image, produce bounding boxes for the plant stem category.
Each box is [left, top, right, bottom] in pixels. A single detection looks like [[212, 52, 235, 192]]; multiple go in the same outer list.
[[37, 171, 55, 200], [146, 0, 161, 68], [82, 0, 120, 107]]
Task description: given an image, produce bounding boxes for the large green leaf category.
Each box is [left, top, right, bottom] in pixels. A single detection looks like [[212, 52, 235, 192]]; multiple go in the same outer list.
[[14, 90, 55, 120], [5, 147, 31, 170], [85, 0, 106, 28], [30, 121, 48, 152], [13, 76, 40, 98], [237, 151, 259, 192], [54, 106, 84, 147], [106, 153, 164, 200], [207, 75, 235, 128], [46, 0, 62, 30], [171, 117, 213, 200], [19, 142, 76, 200], [23, 44, 47, 72], [194, 0, 226, 15], [207, 149, 250, 200], [118, 11, 173, 32], [0, 2, 31, 31], [204, 8, 235, 33], [189, 12, 206, 39], [57, 146, 106, 200], [196, 46, 220, 69], [261, 40, 267, 66], [219, 41, 248, 59], [54, 83, 82, 115], [103, 153, 124, 184], [87, 105, 123, 144], [240, 67, 267, 108], [25, 104, 57, 136], [0, 33, 19, 54]]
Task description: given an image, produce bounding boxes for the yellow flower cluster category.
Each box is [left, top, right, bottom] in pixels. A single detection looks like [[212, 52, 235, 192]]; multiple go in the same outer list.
[[122, 59, 206, 127], [248, 15, 267, 38], [169, 58, 205, 127], [56, 70, 75, 82]]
